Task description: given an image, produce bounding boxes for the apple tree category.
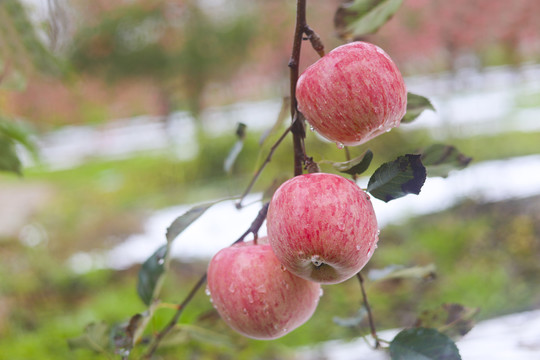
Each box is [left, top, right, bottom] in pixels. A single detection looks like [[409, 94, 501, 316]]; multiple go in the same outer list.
[[69, 1, 474, 359]]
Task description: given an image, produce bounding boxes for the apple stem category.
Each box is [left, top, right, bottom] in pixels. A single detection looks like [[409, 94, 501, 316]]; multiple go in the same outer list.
[[356, 272, 381, 349]]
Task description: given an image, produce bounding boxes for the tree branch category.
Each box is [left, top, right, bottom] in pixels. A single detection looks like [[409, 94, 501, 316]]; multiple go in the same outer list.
[[289, 0, 308, 176], [356, 272, 380, 348]]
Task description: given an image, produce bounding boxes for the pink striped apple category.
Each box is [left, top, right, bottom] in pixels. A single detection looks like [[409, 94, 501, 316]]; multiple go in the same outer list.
[[296, 41, 407, 146], [206, 238, 321, 340], [267, 173, 379, 284]]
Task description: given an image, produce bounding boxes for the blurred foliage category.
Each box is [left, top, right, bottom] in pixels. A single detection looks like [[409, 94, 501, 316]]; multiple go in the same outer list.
[[0, 0, 65, 83], [69, 0, 257, 118]]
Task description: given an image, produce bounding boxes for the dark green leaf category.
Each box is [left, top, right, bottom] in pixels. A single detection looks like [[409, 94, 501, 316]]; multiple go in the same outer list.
[[166, 202, 217, 244], [137, 245, 168, 306], [367, 154, 426, 202], [67, 322, 111, 353], [390, 327, 461, 360], [235, 122, 247, 139], [328, 149, 373, 176], [421, 144, 472, 178], [0, 133, 22, 175], [334, 0, 403, 40], [368, 264, 436, 282], [415, 304, 479, 340], [402, 93, 435, 124]]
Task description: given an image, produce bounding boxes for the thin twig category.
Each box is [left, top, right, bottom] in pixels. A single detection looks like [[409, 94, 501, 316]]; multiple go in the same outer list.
[[143, 274, 208, 358], [356, 272, 380, 349], [236, 125, 293, 209], [143, 202, 269, 358]]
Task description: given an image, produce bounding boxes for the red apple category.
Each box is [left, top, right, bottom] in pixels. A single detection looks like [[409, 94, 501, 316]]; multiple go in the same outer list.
[[267, 173, 379, 284], [206, 238, 321, 340], [296, 41, 407, 146]]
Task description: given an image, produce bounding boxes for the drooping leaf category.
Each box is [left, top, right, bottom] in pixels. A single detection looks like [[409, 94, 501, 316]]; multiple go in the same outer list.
[[0, 133, 22, 175], [137, 245, 168, 306], [224, 123, 247, 173], [390, 327, 461, 360], [325, 149, 373, 176], [110, 314, 143, 356], [368, 264, 436, 282], [334, 0, 403, 40], [421, 144, 472, 178], [67, 322, 111, 354], [402, 93, 435, 124], [367, 154, 426, 202], [166, 201, 218, 244], [414, 304, 479, 340], [160, 324, 232, 348]]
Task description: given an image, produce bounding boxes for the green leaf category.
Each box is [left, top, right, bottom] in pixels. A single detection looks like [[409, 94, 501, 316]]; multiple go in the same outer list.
[[402, 93, 435, 124], [421, 144, 472, 178], [0, 133, 22, 175], [390, 327, 461, 360], [137, 245, 168, 306], [67, 322, 111, 354], [325, 149, 373, 176], [334, 0, 403, 40], [166, 201, 218, 244], [414, 304, 479, 341], [368, 264, 436, 282], [367, 154, 426, 202]]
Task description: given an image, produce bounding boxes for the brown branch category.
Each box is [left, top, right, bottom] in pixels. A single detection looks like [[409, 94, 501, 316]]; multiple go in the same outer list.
[[304, 25, 325, 57], [143, 202, 269, 358], [356, 272, 380, 348], [289, 0, 308, 176]]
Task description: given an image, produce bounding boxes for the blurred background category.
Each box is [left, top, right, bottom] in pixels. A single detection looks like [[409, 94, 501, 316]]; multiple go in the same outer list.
[[0, 0, 539, 358]]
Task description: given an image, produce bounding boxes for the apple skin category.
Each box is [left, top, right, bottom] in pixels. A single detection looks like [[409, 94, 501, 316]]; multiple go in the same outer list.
[[267, 173, 379, 284], [296, 41, 407, 146], [206, 238, 321, 340]]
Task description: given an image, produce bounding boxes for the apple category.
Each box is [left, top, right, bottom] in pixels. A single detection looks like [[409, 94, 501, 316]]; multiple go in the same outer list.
[[206, 238, 321, 340], [296, 41, 407, 146], [267, 173, 379, 284]]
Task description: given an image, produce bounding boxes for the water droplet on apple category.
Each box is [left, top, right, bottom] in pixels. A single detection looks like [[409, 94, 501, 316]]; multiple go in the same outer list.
[[319, 288, 324, 297], [309, 125, 315, 132], [356, 244, 361, 251], [281, 280, 290, 290], [311, 255, 323, 267], [242, 308, 248, 315], [228, 283, 236, 293], [247, 294, 254, 303], [256, 284, 267, 293], [205, 288, 211, 296], [385, 128, 392, 133], [262, 302, 270, 314], [280, 264, 287, 272], [336, 142, 344, 149], [273, 324, 279, 330]]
